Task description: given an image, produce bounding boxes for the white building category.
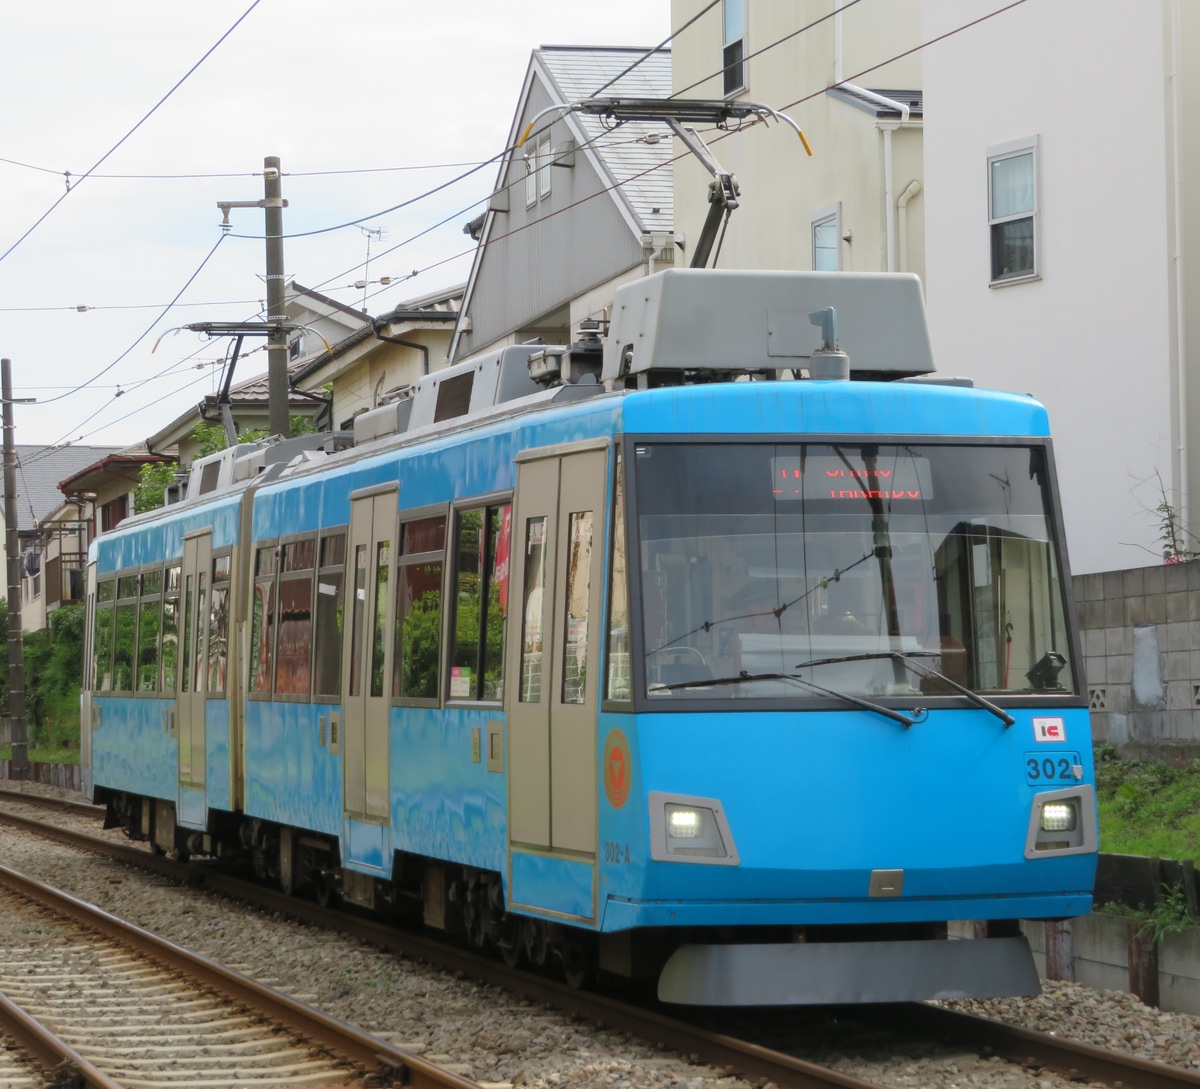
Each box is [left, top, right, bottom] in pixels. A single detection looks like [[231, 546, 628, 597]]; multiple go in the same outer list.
[[670, 0, 924, 278], [922, 0, 1200, 574]]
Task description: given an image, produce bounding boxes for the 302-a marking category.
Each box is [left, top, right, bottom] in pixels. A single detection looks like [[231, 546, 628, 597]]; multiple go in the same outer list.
[[604, 841, 630, 865], [1024, 751, 1080, 783]]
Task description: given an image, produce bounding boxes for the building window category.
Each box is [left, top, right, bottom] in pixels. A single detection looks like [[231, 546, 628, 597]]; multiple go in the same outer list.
[[988, 136, 1038, 285], [537, 134, 552, 199], [723, 0, 745, 95], [524, 146, 537, 207], [812, 204, 841, 271]]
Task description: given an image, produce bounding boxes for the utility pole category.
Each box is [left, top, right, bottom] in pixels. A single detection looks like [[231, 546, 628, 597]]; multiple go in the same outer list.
[[218, 155, 289, 437], [1, 359, 29, 779], [263, 157, 289, 438]]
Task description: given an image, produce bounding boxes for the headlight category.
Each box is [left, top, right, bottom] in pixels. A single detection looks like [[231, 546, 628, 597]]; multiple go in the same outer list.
[[1040, 802, 1076, 832], [667, 806, 702, 838], [649, 792, 739, 865], [1025, 785, 1095, 858]]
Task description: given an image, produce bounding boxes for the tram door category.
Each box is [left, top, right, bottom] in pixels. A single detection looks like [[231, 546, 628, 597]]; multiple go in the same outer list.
[[507, 447, 607, 862], [341, 487, 396, 868], [178, 531, 211, 827]]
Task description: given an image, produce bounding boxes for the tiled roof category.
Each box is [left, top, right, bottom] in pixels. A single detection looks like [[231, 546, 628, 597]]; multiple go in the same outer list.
[[10, 445, 121, 531], [535, 46, 673, 235]]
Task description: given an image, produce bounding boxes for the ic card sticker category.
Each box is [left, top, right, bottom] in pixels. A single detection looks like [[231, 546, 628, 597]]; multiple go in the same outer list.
[[1032, 716, 1066, 743]]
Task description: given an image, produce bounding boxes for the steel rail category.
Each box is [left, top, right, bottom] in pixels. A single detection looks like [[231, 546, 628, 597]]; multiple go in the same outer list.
[[0, 859, 478, 1089], [5, 805, 1200, 1089], [0, 784, 105, 818], [888, 1002, 1200, 1089], [0, 989, 125, 1089], [0, 809, 887, 1089]]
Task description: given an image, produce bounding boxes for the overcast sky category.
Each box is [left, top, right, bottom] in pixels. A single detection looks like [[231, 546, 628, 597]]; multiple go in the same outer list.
[[0, 1, 670, 447]]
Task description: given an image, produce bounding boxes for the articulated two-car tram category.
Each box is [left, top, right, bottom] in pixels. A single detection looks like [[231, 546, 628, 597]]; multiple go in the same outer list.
[[82, 269, 1096, 1004]]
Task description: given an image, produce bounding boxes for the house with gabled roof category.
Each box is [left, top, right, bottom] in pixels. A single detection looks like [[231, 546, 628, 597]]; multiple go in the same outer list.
[[449, 45, 675, 361], [1, 444, 122, 631], [291, 282, 462, 430]]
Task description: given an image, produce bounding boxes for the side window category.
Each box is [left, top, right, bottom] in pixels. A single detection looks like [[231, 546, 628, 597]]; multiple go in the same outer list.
[[208, 554, 232, 695], [93, 578, 116, 692], [274, 539, 316, 697], [393, 514, 446, 702], [519, 516, 548, 703], [313, 532, 347, 699], [605, 451, 631, 701], [162, 564, 181, 693], [561, 511, 595, 704], [137, 569, 163, 693], [449, 503, 511, 701], [248, 545, 277, 696], [112, 575, 138, 693], [988, 136, 1039, 284]]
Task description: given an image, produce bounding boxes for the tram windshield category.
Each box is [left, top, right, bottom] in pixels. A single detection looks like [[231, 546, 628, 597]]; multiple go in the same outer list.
[[630, 441, 1076, 702]]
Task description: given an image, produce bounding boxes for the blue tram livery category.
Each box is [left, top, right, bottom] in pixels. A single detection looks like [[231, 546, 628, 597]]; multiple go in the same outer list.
[[82, 269, 1097, 1004]]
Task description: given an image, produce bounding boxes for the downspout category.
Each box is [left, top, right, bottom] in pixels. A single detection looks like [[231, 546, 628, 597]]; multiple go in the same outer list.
[[373, 318, 430, 377], [896, 179, 922, 274], [840, 84, 910, 273], [1169, 0, 1189, 537]]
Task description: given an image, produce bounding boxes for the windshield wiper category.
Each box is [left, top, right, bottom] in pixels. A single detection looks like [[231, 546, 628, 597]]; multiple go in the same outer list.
[[794, 651, 1015, 728], [649, 670, 917, 728]]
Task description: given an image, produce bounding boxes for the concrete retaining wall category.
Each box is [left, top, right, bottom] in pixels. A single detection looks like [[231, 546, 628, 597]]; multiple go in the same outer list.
[[1076, 559, 1200, 762], [0, 761, 81, 791]]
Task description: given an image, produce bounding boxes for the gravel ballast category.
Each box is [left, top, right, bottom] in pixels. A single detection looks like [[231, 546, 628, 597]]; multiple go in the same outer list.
[[1, 783, 1197, 1089]]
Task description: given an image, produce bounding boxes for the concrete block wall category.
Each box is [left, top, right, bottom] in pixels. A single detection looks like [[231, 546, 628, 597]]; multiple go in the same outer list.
[[1075, 559, 1200, 761]]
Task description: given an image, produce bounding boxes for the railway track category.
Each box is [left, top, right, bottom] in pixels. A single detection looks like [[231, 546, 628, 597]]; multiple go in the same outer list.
[[1, 787, 1199, 1089], [0, 851, 478, 1088]]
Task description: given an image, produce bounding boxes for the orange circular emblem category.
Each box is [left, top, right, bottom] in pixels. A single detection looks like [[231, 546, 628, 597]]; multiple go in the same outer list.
[[602, 728, 632, 809]]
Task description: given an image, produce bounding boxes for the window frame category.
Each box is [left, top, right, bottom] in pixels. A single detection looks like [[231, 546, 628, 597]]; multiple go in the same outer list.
[[537, 133, 552, 200], [270, 534, 318, 702], [248, 540, 280, 700], [811, 202, 841, 272], [391, 503, 450, 708], [524, 144, 538, 208], [447, 492, 513, 705], [987, 135, 1040, 287], [312, 526, 349, 704], [722, 0, 746, 97], [206, 549, 234, 700]]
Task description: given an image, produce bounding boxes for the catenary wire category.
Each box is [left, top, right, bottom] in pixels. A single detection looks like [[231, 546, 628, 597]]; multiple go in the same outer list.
[[25, 234, 227, 406], [34, 2, 1031, 444], [0, 0, 263, 269]]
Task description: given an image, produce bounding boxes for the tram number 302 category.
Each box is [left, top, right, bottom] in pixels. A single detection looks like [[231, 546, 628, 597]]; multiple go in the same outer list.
[[1024, 752, 1082, 783], [604, 841, 631, 865]]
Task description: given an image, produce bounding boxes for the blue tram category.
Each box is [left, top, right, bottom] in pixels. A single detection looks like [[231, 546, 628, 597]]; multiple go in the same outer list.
[[82, 269, 1096, 1004]]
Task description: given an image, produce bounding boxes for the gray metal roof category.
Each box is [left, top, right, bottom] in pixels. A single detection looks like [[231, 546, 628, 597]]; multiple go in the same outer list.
[[9, 445, 121, 531], [826, 87, 923, 120], [534, 46, 673, 236]]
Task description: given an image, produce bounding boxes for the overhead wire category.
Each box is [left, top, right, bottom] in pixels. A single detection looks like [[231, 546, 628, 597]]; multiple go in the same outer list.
[[0, 0, 263, 269], [26, 233, 227, 407], [29, 2, 1031, 447]]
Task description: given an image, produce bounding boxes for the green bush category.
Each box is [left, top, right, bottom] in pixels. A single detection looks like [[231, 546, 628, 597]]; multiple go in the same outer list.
[[0, 599, 84, 762]]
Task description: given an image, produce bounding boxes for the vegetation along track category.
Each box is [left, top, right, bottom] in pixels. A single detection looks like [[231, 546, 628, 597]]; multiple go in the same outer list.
[[2, 788, 1200, 1089], [0, 852, 478, 1089]]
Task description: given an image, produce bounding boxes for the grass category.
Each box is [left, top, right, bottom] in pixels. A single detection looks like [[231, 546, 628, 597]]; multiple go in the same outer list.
[[1095, 744, 1200, 861]]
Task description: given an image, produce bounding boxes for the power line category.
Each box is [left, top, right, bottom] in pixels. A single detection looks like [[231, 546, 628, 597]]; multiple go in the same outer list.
[[780, 0, 1031, 112], [591, 0, 720, 96], [0, 154, 501, 182], [29, 234, 227, 406], [0, 0, 263, 269]]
